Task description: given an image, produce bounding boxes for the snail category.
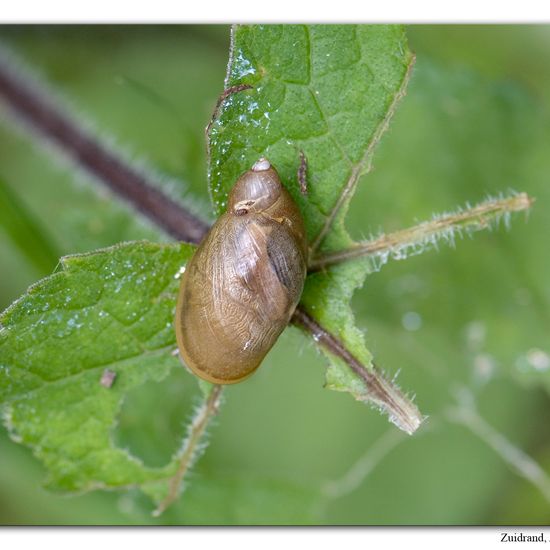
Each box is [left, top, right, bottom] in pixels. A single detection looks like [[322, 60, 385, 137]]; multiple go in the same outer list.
[[175, 158, 308, 384]]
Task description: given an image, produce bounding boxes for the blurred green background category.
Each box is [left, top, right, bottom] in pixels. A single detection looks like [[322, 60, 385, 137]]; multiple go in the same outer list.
[[0, 25, 549, 525]]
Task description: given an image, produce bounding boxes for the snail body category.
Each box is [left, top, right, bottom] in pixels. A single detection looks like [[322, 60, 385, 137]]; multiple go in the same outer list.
[[175, 159, 307, 384]]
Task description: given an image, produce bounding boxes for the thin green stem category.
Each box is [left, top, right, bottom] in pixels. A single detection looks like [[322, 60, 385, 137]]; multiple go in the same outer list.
[[322, 428, 405, 499], [447, 387, 550, 504], [153, 384, 224, 516], [309, 193, 534, 272]]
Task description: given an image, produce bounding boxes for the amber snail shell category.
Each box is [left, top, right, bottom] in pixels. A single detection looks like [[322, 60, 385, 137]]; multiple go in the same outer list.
[[175, 158, 307, 384]]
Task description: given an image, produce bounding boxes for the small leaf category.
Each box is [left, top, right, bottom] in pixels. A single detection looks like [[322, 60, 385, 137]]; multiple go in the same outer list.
[[0, 241, 195, 493], [208, 24, 420, 431]]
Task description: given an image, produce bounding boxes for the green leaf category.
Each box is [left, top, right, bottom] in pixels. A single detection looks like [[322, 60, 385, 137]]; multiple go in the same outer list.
[[0, 241, 195, 493], [208, 24, 419, 430]]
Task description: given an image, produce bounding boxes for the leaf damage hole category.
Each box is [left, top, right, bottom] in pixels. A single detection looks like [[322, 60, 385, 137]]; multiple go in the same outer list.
[[113, 367, 197, 468]]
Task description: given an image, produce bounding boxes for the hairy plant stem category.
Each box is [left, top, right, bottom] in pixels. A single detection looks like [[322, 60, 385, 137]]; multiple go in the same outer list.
[[154, 384, 224, 517], [309, 193, 534, 272], [292, 309, 423, 434], [0, 50, 209, 244]]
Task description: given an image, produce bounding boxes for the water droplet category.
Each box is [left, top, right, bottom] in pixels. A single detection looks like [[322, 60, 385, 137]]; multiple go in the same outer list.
[[515, 348, 550, 373], [527, 348, 550, 371], [464, 321, 486, 351], [174, 265, 187, 279], [401, 311, 422, 331], [473, 353, 496, 382]]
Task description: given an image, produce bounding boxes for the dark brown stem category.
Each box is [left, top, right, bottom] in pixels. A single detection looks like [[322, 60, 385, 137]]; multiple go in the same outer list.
[[291, 309, 423, 435], [0, 52, 210, 244], [297, 150, 308, 196]]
